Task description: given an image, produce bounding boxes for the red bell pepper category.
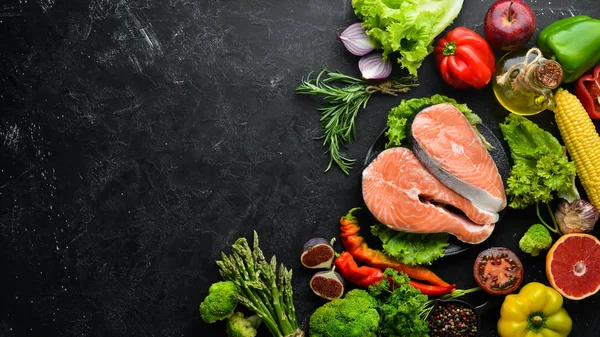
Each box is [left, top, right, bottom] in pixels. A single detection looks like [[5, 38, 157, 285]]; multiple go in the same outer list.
[[434, 27, 495, 89], [574, 65, 600, 119]]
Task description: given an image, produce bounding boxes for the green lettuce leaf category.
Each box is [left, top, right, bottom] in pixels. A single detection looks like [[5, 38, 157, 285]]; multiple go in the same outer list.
[[499, 113, 563, 162], [352, 0, 464, 75], [371, 223, 449, 265], [385, 94, 481, 148], [499, 114, 577, 209]]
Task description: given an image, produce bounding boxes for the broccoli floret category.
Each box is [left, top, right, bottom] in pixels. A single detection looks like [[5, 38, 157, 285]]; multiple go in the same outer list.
[[309, 289, 380, 337], [519, 224, 553, 257], [226, 312, 261, 337], [200, 281, 239, 323]]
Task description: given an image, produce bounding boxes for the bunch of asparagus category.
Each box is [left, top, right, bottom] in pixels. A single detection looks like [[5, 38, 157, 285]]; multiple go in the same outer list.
[[217, 231, 304, 337]]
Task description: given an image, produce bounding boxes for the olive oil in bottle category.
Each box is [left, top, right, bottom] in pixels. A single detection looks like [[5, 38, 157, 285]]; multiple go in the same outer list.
[[492, 48, 563, 116]]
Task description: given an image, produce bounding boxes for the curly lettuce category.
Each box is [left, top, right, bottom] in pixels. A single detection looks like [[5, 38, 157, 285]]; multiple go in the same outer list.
[[499, 114, 578, 209], [386, 94, 481, 148], [352, 0, 464, 76], [371, 223, 449, 265]]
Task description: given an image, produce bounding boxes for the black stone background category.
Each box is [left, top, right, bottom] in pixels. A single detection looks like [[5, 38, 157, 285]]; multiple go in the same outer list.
[[1, 0, 599, 336]]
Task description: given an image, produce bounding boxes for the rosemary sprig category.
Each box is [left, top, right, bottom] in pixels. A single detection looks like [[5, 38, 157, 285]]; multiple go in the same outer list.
[[296, 70, 417, 175]]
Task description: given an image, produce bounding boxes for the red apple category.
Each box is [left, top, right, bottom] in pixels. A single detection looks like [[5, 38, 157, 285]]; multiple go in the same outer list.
[[484, 0, 536, 50]]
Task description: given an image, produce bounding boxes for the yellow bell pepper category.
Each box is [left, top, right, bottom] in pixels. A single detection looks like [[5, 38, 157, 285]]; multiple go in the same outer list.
[[498, 282, 572, 337]]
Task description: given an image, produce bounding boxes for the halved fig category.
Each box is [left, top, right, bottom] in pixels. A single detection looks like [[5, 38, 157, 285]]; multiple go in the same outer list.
[[310, 270, 345, 300], [301, 238, 335, 269]]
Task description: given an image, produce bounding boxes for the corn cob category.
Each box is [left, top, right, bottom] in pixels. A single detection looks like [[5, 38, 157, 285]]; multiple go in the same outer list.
[[553, 88, 600, 209]]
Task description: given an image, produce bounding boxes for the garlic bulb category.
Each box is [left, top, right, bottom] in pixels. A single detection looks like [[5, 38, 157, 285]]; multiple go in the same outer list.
[[555, 199, 599, 234]]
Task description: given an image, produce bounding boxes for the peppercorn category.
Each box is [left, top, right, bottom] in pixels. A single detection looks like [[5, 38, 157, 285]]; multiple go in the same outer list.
[[427, 302, 478, 337]]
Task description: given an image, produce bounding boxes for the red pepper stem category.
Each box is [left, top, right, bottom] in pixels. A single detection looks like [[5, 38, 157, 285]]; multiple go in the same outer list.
[[442, 41, 457, 56]]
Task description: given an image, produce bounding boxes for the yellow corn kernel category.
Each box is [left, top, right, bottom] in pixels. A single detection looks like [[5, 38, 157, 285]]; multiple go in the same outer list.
[[554, 89, 600, 210]]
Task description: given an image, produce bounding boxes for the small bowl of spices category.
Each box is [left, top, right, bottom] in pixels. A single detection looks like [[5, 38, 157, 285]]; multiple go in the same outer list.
[[427, 299, 480, 337]]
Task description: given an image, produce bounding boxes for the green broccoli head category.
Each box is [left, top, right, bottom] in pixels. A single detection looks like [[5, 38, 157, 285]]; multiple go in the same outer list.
[[200, 281, 239, 323], [226, 312, 261, 337], [519, 224, 553, 257], [309, 289, 380, 337]]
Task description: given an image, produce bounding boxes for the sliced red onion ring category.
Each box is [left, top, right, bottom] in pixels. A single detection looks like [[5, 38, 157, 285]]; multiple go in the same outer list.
[[358, 53, 392, 80], [337, 23, 375, 56]]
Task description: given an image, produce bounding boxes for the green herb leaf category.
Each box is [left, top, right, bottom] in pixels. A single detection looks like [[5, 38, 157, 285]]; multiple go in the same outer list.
[[370, 269, 430, 337]]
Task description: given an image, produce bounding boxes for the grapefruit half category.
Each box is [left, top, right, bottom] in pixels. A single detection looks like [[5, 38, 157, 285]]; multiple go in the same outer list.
[[546, 233, 600, 300]]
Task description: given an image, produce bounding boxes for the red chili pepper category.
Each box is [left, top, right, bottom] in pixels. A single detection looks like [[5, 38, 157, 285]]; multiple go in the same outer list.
[[339, 207, 452, 288], [335, 251, 455, 296], [334, 251, 383, 288], [574, 65, 600, 119], [434, 27, 495, 89], [409, 280, 456, 296]]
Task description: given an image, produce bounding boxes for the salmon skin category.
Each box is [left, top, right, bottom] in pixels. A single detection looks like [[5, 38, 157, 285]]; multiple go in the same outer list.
[[362, 147, 497, 244], [409, 103, 507, 213]]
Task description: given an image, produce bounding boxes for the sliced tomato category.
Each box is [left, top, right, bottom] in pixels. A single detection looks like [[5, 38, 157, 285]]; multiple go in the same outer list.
[[473, 247, 524, 295]]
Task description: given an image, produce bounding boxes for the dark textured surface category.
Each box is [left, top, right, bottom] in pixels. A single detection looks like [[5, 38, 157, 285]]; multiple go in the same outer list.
[[1, 0, 598, 336]]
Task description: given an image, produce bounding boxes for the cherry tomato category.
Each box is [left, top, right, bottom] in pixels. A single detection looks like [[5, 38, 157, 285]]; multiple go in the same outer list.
[[473, 247, 523, 295]]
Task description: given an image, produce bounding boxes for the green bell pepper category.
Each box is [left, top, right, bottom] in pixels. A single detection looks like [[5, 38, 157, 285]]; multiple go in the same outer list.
[[537, 15, 600, 83]]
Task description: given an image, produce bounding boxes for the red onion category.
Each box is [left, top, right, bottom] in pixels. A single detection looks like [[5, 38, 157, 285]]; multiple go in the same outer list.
[[358, 53, 392, 80], [337, 23, 375, 56]]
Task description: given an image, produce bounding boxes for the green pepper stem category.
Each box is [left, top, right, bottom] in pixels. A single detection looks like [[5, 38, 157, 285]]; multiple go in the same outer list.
[[443, 41, 457, 56], [527, 312, 547, 333]]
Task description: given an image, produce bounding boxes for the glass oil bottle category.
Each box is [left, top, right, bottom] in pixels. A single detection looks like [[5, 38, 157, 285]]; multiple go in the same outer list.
[[492, 48, 563, 116]]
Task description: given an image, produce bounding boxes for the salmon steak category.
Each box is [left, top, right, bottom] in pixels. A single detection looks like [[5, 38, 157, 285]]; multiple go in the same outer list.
[[362, 147, 497, 244], [409, 103, 506, 213]]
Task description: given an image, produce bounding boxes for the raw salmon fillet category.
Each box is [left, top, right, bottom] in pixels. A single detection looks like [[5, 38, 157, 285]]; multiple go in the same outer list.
[[410, 103, 506, 213], [362, 147, 497, 244]]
